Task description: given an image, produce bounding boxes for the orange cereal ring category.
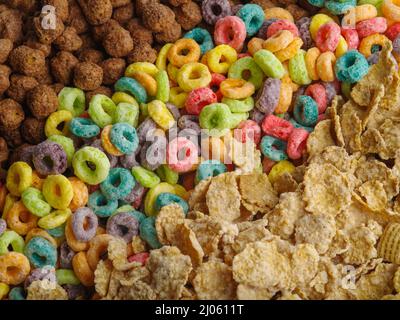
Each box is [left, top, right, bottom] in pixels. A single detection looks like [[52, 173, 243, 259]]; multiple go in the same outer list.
[[68, 177, 89, 212], [275, 76, 293, 114], [305, 47, 321, 81], [130, 71, 158, 97], [86, 234, 114, 271], [316, 51, 336, 82], [31, 171, 44, 190], [220, 79, 255, 99], [263, 30, 294, 53], [0, 183, 7, 213], [168, 38, 201, 67], [72, 251, 94, 287], [65, 218, 90, 252], [247, 37, 264, 56], [101, 125, 124, 156], [25, 228, 57, 247], [0, 252, 30, 285], [274, 37, 303, 62], [359, 34, 390, 57], [264, 7, 294, 22], [6, 201, 38, 236]]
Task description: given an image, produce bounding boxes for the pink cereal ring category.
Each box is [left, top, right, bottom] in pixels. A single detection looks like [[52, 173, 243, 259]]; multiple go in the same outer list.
[[341, 28, 360, 50], [185, 87, 218, 115], [305, 83, 327, 114], [315, 22, 341, 52], [234, 120, 261, 144], [261, 114, 294, 141], [214, 16, 247, 51], [267, 19, 299, 38], [167, 137, 198, 173], [356, 17, 387, 38], [287, 128, 309, 160], [128, 252, 149, 265], [209, 73, 226, 101], [238, 53, 252, 59], [385, 22, 400, 41]]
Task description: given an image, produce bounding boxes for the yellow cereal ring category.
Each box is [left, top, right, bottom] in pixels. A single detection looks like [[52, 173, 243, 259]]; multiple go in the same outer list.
[[359, 34, 390, 57], [72, 251, 94, 287], [42, 175, 73, 210], [156, 43, 173, 71], [128, 71, 158, 97], [68, 177, 89, 212], [378, 222, 400, 264], [6, 161, 32, 196], [268, 160, 295, 185], [125, 62, 159, 77], [274, 37, 303, 62], [101, 125, 124, 156], [264, 7, 293, 22], [305, 47, 321, 81], [45, 110, 73, 137], [220, 79, 255, 99], [148, 100, 175, 130], [207, 45, 238, 74], [316, 51, 336, 82], [167, 63, 179, 83], [6, 201, 38, 236], [169, 86, 188, 108], [310, 13, 334, 40], [38, 208, 71, 230], [0, 283, 9, 300], [263, 30, 294, 53], [2, 193, 18, 220], [275, 76, 293, 114], [177, 62, 212, 92], [144, 182, 178, 216], [335, 36, 348, 58], [31, 171, 44, 190], [248, 37, 264, 56], [0, 252, 31, 285], [111, 92, 139, 107]]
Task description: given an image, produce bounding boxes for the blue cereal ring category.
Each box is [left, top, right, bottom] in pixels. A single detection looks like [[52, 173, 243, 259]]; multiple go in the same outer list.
[[69, 117, 100, 138], [325, 0, 356, 15], [196, 159, 227, 182], [294, 95, 318, 127], [334, 50, 369, 84], [114, 77, 147, 104], [9, 287, 26, 300], [289, 118, 314, 132], [139, 216, 162, 249], [46, 224, 66, 238], [307, 0, 325, 7], [155, 192, 189, 215], [260, 135, 288, 161], [24, 237, 57, 268], [110, 123, 139, 155], [184, 28, 214, 55], [125, 210, 146, 224], [236, 4, 265, 36], [100, 168, 136, 201], [88, 190, 118, 218]]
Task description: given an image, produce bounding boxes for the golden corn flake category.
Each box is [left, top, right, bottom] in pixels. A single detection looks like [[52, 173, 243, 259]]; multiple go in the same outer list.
[[377, 222, 400, 264], [115, 266, 150, 287], [117, 280, 157, 300], [356, 180, 388, 212], [108, 237, 141, 271], [393, 267, 400, 293], [272, 172, 298, 195], [206, 173, 241, 222], [155, 203, 185, 245], [339, 101, 363, 153], [231, 219, 272, 254], [308, 146, 352, 173], [131, 235, 146, 254], [326, 95, 345, 147], [291, 244, 320, 287], [360, 85, 385, 130], [306, 120, 335, 159], [341, 226, 378, 265], [236, 284, 276, 300], [303, 163, 352, 216], [192, 260, 236, 300], [27, 280, 68, 300], [378, 118, 400, 159], [94, 259, 113, 297], [188, 178, 211, 209], [360, 128, 387, 155], [172, 222, 204, 267]]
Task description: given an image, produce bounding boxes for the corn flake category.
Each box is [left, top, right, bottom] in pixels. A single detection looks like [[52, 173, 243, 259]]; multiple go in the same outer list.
[[155, 203, 185, 245], [27, 280, 68, 300], [306, 120, 336, 159]]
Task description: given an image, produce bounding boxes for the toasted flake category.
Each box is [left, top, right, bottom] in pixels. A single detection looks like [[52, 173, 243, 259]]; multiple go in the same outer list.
[[173, 222, 204, 267], [108, 237, 140, 271], [27, 280, 68, 300], [378, 118, 400, 159], [236, 284, 276, 300], [291, 244, 320, 286], [342, 226, 378, 265], [356, 180, 388, 212], [272, 172, 298, 194], [155, 203, 185, 245], [94, 259, 113, 297], [306, 120, 335, 158], [131, 235, 147, 254]]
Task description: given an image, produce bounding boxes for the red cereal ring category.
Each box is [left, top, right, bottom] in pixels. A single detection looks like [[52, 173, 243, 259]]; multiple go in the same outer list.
[[267, 20, 299, 38], [356, 17, 387, 38], [234, 120, 261, 144], [305, 83, 327, 114], [386, 22, 400, 41], [166, 137, 198, 173], [185, 87, 218, 115], [214, 16, 247, 51], [261, 115, 294, 141], [209, 73, 226, 101], [315, 22, 341, 52], [238, 53, 252, 59], [127, 252, 149, 265], [341, 28, 360, 50], [287, 128, 309, 160]]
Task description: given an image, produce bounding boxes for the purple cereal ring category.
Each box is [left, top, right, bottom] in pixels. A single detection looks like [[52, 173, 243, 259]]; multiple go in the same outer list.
[[90, 139, 118, 168], [178, 115, 201, 134], [137, 117, 157, 143], [202, 0, 232, 25], [231, 4, 243, 15], [139, 137, 166, 171], [106, 212, 139, 243], [249, 108, 265, 124], [296, 17, 313, 50], [32, 141, 67, 175], [71, 207, 98, 242], [24, 266, 56, 289], [123, 181, 145, 204], [322, 82, 337, 105], [257, 19, 279, 39], [166, 103, 180, 120], [60, 242, 75, 269], [0, 218, 6, 235], [256, 78, 281, 115], [119, 147, 140, 169]]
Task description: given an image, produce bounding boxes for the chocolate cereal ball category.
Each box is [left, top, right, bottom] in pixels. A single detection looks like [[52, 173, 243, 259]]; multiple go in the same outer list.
[[9, 46, 46, 78], [6, 74, 38, 103], [50, 51, 79, 84], [73, 62, 103, 90], [50, 83, 65, 94], [126, 19, 153, 44], [66, 0, 89, 34], [112, 3, 134, 24], [286, 4, 309, 20], [4, 0, 38, 13], [135, 0, 157, 16], [0, 137, 8, 163], [85, 86, 112, 102], [0, 8, 24, 43], [21, 117, 46, 144], [54, 27, 83, 52], [154, 21, 182, 44], [1, 128, 23, 148], [78, 0, 113, 26], [110, 0, 131, 7], [0, 99, 25, 131], [127, 41, 157, 64], [173, 1, 202, 31], [42, 0, 70, 22], [100, 58, 126, 85], [168, 0, 190, 6], [0, 65, 11, 95], [0, 39, 13, 64], [102, 24, 133, 57], [78, 49, 105, 64], [142, 3, 176, 33], [27, 85, 59, 119], [24, 37, 52, 57], [33, 14, 65, 44]]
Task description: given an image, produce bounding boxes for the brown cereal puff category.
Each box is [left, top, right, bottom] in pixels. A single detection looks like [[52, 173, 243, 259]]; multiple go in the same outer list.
[[126, 41, 157, 64], [0, 137, 8, 163], [4, 0, 38, 13], [286, 4, 309, 20], [1, 127, 23, 148], [0, 65, 11, 96], [173, 1, 202, 31], [102, 24, 133, 57], [50, 51, 79, 85], [112, 3, 134, 24], [135, 0, 157, 16], [85, 86, 112, 102], [142, 3, 176, 33], [154, 21, 182, 44], [34, 63, 54, 85], [0, 39, 13, 64], [33, 14, 65, 45], [24, 37, 52, 58], [43, 0, 70, 22], [250, 0, 277, 10], [110, 0, 130, 7], [77, 0, 113, 26], [78, 49, 105, 64], [168, 0, 190, 7], [126, 19, 153, 44], [275, 0, 296, 5], [21, 117, 46, 144], [6, 74, 38, 103], [78, 33, 97, 50], [0, 98, 24, 131], [66, 0, 89, 34], [0, 8, 24, 43], [54, 27, 82, 52], [99, 58, 126, 85], [50, 83, 65, 94], [9, 46, 46, 78], [27, 84, 59, 119], [73, 62, 103, 90], [91, 19, 121, 41]]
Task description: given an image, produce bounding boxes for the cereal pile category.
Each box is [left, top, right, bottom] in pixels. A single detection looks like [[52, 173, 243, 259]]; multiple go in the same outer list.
[[1, 0, 400, 300]]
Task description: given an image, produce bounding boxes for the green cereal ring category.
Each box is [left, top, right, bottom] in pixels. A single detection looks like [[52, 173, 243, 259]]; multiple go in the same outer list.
[[140, 103, 149, 117], [229, 112, 249, 128], [156, 165, 179, 185], [56, 269, 80, 285], [21, 187, 51, 218], [88, 94, 117, 128], [8, 287, 25, 300], [114, 102, 139, 128], [72, 146, 111, 185], [42, 175, 73, 210], [199, 103, 232, 130], [139, 216, 162, 249], [228, 57, 264, 89], [46, 224, 65, 238], [47, 135, 75, 167], [155, 70, 170, 102], [0, 230, 25, 255], [132, 166, 160, 188], [58, 87, 86, 117], [114, 77, 148, 104], [289, 49, 312, 85], [222, 96, 254, 113], [253, 49, 285, 79]]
